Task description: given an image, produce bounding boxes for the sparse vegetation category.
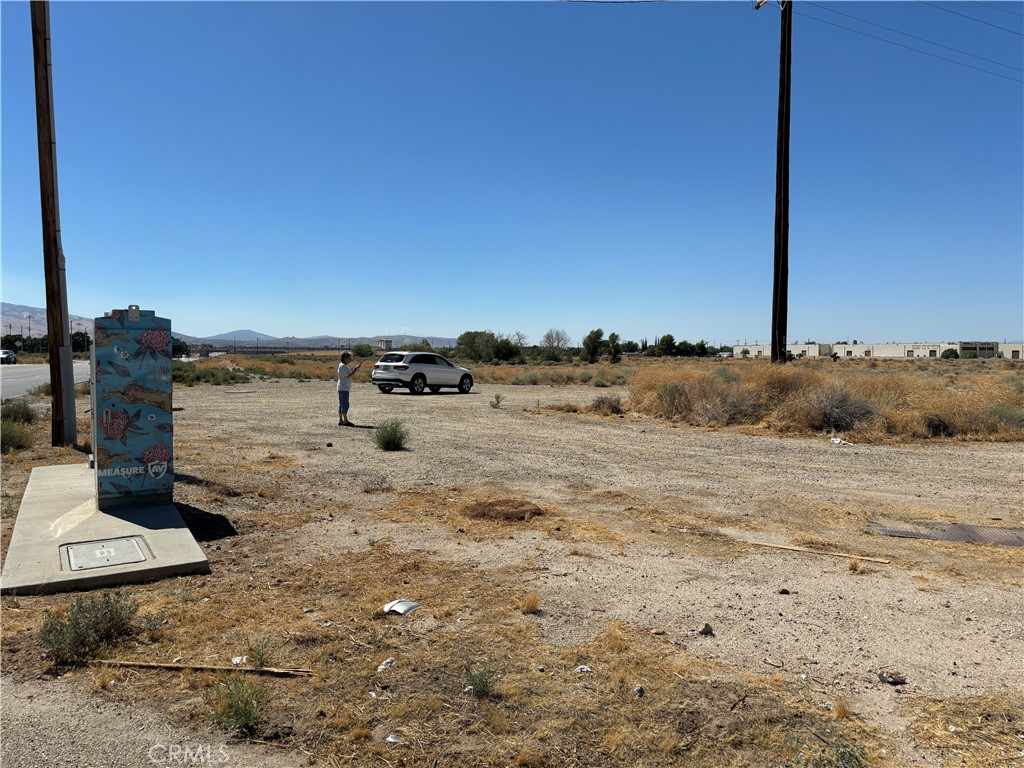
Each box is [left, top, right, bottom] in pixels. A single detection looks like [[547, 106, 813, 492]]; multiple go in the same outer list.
[[39, 592, 139, 668], [244, 634, 274, 667], [207, 672, 267, 734], [172, 361, 252, 386], [374, 419, 408, 451], [2, 368, 1019, 768], [464, 662, 497, 698], [1, 400, 36, 423], [795, 736, 867, 768], [627, 359, 1024, 440], [490, 393, 504, 409]]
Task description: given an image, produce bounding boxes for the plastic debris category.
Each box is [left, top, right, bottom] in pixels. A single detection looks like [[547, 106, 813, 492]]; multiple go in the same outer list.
[[831, 437, 854, 446], [698, 623, 714, 636], [575, 665, 592, 674], [377, 657, 396, 672], [633, 685, 645, 698], [383, 599, 421, 616], [231, 656, 247, 666], [385, 733, 405, 745]]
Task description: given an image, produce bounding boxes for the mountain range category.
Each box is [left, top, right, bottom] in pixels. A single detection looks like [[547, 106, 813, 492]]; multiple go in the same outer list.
[[0, 303, 452, 349]]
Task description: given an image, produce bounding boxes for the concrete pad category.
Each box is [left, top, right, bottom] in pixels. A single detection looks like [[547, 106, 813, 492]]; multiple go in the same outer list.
[[1, 464, 209, 595]]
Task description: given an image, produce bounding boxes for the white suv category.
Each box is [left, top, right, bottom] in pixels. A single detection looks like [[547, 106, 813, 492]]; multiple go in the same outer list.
[[371, 352, 474, 395]]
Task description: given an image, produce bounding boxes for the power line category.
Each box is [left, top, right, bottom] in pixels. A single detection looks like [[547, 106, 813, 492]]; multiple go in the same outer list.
[[791, 7, 1024, 83], [805, 1, 1022, 72], [918, 1, 1024, 36], [972, 1, 1024, 18]]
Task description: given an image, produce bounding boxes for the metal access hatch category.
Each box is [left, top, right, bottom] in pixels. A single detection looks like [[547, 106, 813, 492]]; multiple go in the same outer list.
[[65, 537, 148, 571]]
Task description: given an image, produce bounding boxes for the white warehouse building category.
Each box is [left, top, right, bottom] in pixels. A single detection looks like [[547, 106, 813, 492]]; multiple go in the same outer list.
[[735, 341, 1018, 360]]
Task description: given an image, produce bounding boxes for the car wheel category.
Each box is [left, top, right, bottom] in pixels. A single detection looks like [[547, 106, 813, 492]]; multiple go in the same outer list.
[[429, 386, 441, 393], [410, 375, 426, 395], [458, 375, 473, 394], [378, 385, 394, 393]]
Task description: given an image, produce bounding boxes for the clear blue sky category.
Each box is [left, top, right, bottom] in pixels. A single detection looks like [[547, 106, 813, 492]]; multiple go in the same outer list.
[[2, 1, 1021, 346]]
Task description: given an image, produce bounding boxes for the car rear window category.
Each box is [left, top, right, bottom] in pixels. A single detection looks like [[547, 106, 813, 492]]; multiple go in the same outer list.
[[378, 353, 405, 363]]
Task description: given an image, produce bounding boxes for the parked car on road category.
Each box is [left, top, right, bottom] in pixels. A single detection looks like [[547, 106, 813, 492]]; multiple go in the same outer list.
[[0, 349, 17, 364], [371, 352, 473, 395]]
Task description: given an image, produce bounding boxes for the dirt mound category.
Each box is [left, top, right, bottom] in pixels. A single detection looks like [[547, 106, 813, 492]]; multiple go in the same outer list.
[[460, 498, 544, 522]]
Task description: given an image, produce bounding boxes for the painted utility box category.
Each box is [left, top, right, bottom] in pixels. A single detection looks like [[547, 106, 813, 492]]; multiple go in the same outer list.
[[92, 306, 173, 509]]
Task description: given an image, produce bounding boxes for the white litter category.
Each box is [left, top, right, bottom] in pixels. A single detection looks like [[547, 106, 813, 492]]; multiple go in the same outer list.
[[383, 599, 421, 615], [575, 665, 592, 674], [830, 437, 854, 446], [231, 656, 247, 666], [377, 657, 397, 672]]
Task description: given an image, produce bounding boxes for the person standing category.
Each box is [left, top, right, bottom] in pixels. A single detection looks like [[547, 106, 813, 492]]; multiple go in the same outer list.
[[337, 352, 363, 426]]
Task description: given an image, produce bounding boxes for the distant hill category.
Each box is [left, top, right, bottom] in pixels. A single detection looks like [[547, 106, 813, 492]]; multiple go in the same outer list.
[[0, 303, 453, 348], [205, 329, 276, 341], [1, 302, 94, 338]]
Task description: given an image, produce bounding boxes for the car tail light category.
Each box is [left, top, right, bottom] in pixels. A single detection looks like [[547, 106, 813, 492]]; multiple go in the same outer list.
[[394, 365, 409, 371], [373, 364, 380, 369]]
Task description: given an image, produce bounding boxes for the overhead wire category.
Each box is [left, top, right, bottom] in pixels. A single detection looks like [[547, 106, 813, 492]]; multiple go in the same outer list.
[[776, 4, 1024, 84], [971, 1, 1024, 18], [804, 1, 1022, 71], [918, 1, 1024, 36]]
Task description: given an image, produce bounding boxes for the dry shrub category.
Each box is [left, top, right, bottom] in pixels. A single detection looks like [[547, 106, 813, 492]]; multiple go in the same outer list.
[[521, 591, 540, 615], [590, 395, 624, 416], [627, 360, 1024, 441]]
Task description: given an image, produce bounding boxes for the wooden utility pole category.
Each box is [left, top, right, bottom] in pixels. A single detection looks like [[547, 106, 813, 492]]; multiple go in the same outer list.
[[31, 0, 77, 445], [770, 0, 793, 364]]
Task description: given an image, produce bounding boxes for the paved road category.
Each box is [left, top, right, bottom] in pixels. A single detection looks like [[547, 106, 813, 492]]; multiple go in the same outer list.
[[0, 362, 91, 399]]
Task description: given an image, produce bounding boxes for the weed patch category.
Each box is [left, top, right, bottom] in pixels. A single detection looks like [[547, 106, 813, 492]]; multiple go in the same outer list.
[[39, 592, 139, 668], [1, 400, 35, 423], [374, 419, 408, 451], [208, 672, 267, 734], [1, 420, 31, 451]]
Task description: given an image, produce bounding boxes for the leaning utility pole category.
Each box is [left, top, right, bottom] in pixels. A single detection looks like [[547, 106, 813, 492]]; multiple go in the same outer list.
[[769, 0, 792, 364], [31, 0, 77, 445]]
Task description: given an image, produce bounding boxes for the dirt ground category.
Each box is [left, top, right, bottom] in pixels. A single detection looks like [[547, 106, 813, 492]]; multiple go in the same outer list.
[[2, 378, 1022, 767]]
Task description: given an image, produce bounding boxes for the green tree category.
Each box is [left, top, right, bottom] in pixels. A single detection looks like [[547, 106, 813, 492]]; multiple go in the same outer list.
[[657, 334, 676, 357], [171, 337, 190, 358], [940, 348, 959, 360], [581, 329, 605, 364], [695, 339, 709, 357], [678, 339, 696, 357], [456, 331, 497, 362], [492, 338, 519, 362], [607, 332, 622, 364], [71, 331, 92, 354], [621, 340, 639, 354]]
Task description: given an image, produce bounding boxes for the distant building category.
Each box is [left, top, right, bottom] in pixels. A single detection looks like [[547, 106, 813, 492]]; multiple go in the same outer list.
[[958, 341, 998, 359], [732, 341, 1012, 360], [377, 338, 393, 351]]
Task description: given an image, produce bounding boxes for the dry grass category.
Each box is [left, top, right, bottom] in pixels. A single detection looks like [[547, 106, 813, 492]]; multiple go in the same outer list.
[[903, 693, 1024, 768], [625, 358, 1024, 441], [521, 590, 540, 615], [1, 539, 887, 767]]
